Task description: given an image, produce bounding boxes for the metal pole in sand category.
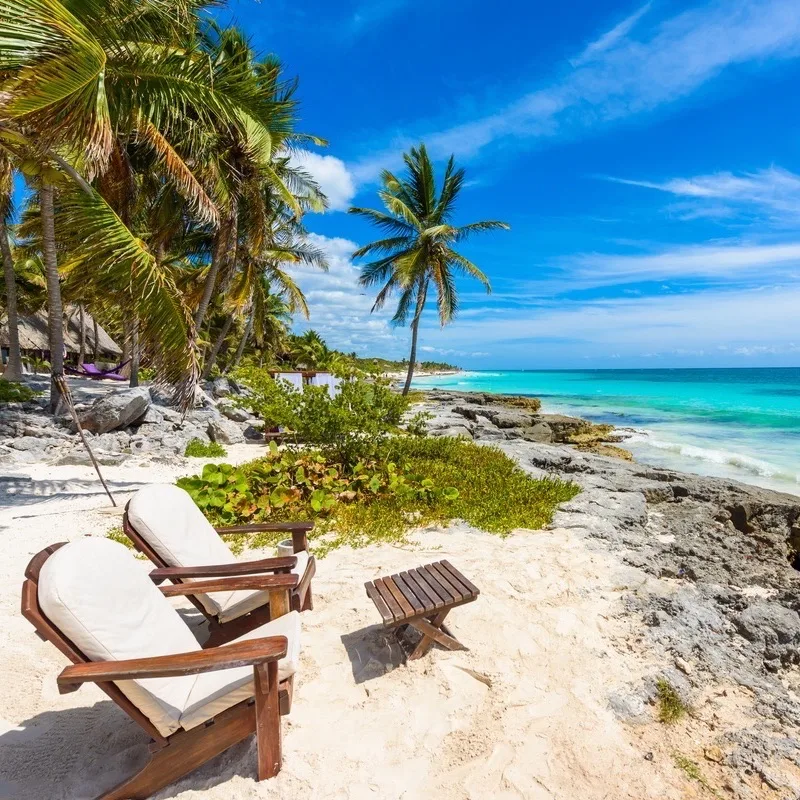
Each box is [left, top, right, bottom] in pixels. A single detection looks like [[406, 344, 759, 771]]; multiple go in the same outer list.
[[54, 375, 117, 507]]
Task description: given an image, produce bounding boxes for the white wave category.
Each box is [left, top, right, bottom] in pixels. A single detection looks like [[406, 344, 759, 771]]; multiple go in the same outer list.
[[629, 432, 800, 484]]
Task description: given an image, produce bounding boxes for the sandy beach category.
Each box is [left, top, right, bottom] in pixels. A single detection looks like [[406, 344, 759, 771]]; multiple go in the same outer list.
[[1, 443, 696, 800]]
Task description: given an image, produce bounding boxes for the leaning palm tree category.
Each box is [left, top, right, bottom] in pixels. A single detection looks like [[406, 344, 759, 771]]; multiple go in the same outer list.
[[349, 144, 509, 395]]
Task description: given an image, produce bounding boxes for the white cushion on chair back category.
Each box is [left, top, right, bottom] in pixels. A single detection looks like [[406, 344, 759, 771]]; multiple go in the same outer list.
[[127, 484, 237, 616], [38, 537, 202, 737]]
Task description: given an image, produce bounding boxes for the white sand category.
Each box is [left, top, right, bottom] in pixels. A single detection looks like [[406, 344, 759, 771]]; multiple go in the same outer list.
[[0, 451, 694, 799]]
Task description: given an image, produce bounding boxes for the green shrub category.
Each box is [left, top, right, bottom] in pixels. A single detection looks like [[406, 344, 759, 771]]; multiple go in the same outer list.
[[0, 380, 40, 404], [176, 437, 579, 556], [231, 367, 410, 465], [184, 438, 227, 458]]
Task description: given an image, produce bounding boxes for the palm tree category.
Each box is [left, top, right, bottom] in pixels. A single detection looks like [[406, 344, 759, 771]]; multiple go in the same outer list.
[[349, 144, 509, 395], [0, 157, 23, 381]]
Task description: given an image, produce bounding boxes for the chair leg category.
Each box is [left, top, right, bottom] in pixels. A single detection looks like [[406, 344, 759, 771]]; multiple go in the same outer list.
[[254, 661, 282, 780], [301, 585, 314, 611]]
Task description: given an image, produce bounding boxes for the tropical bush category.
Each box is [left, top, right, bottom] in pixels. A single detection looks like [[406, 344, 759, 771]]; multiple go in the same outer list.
[[184, 438, 227, 458], [176, 438, 578, 555], [0, 381, 40, 404], [231, 367, 410, 465]]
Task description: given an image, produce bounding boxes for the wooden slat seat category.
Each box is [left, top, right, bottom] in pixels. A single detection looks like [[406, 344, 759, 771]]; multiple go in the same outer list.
[[364, 561, 479, 660]]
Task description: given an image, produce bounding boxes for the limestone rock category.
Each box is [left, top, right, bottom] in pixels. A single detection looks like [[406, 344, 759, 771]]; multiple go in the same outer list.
[[211, 377, 232, 398], [79, 387, 151, 434], [218, 400, 250, 423], [207, 416, 245, 445], [57, 449, 126, 466], [430, 425, 473, 440]]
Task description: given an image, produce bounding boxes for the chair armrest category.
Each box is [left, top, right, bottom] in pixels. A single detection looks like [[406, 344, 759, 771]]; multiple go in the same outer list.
[[158, 573, 299, 597], [215, 522, 313, 553], [149, 556, 297, 584], [57, 636, 288, 693]]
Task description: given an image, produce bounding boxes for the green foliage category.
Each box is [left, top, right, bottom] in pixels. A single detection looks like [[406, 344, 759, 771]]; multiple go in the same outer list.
[[184, 438, 227, 458], [0, 380, 40, 404], [176, 442, 458, 528], [176, 437, 578, 557], [138, 366, 156, 382], [405, 410, 432, 437], [657, 679, 689, 724], [232, 367, 410, 465], [672, 754, 722, 798]]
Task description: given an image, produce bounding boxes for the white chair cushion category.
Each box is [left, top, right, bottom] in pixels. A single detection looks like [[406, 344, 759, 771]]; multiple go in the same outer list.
[[127, 484, 237, 617], [179, 610, 301, 731], [216, 550, 310, 624], [38, 538, 202, 737]]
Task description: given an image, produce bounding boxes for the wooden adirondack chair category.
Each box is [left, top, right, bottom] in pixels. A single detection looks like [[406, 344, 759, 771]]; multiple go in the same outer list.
[[21, 538, 302, 799], [122, 484, 316, 647]]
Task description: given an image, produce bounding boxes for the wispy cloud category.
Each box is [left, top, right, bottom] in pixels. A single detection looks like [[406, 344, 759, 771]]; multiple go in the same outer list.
[[567, 240, 800, 284], [569, 2, 653, 67], [352, 0, 800, 181], [412, 283, 800, 366], [604, 166, 800, 224]]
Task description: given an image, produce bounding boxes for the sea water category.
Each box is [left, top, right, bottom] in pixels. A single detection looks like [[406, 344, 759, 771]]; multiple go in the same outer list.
[[412, 368, 800, 497]]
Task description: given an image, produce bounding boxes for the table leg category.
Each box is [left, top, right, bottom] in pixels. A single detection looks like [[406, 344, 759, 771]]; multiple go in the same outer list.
[[407, 609, 467, 660]]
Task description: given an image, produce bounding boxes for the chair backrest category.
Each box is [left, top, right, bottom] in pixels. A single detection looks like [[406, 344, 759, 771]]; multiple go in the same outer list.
[[33, 538, 203, 738], [126, 484, 237, 617]]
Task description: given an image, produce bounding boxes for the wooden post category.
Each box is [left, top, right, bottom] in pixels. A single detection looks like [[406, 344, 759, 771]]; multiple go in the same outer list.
[[54, 376, 117, 507], [253, 660, 281, 780]]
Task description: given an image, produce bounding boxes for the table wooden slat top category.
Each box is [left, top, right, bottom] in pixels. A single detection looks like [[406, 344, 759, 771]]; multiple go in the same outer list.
[[365, 561, 480, 627]]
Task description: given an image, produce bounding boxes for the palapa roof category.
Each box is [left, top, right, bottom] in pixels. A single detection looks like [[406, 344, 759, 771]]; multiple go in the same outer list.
[[0, 306, 122, 357]]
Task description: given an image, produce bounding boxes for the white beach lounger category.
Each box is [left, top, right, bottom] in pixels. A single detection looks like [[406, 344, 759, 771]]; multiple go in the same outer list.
[[22, 537, 301, 797]]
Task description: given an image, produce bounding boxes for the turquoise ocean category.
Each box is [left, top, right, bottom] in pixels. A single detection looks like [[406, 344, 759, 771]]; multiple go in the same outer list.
[[412, 368, 800, 497]]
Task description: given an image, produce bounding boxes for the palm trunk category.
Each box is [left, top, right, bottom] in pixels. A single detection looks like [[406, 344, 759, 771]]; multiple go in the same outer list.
[[78, 304, 86, 365], [0, 218, 23, 381], [195, 203, 237, 330], [92, 316, 100, 362], [41, 183, 64, 413], [401, 280, 428, 397], [129, 316, 140, 387], [202, 316, 233, 379], [228, 312, 254, 372]]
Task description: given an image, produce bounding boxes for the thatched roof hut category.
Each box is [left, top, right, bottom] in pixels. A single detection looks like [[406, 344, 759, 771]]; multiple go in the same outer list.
[[0, 306, 122, 359]]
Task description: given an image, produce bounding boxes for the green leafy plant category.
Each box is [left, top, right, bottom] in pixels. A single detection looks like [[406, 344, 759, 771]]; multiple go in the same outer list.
[[231, 367, 411, 465], [176, 437, 578, 556], [184, 438, 227, 458], [0, 380, 40, 404]]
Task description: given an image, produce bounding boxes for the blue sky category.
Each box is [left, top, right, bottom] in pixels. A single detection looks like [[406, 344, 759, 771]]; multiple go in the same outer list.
[[217, 0, 800, 369]]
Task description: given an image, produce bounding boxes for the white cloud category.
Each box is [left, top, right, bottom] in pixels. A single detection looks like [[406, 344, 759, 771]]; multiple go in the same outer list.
[[293, 151, 356, 211], [410, 283, 800, 366], [569, 2, 653, 67], [288, 233, 409, 356], [567, 240, 800, 284], [605, 167, 800, 224], [352, 0, 800, 181]]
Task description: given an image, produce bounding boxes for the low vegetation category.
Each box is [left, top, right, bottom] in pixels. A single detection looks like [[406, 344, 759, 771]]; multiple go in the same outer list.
[[0, 381, 40, 404], [184, 438, 228, 458], [657, 678, 690, 723]]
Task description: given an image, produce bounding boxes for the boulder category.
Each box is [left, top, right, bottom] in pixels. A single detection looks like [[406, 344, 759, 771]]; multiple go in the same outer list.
[[79, 387, 151, 434], [430, 425, 473, 440], [519, 422, 553, 443], [9, 435, 60, 451], [207, 417, 245, 445], [138, 405, 164, 425], [218, 401, 250, 423], [538, 414, 590, 442], [244, 424, 265, 440], [211, 377, 232, 398], [489, 409, 536, 429]]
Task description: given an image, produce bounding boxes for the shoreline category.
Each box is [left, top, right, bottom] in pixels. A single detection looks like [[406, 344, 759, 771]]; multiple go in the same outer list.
[[413, 379, 800, 499]]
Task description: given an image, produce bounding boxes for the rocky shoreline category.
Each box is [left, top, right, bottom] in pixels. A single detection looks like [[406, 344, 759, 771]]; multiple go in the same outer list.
[[421, 389, 800, 798]]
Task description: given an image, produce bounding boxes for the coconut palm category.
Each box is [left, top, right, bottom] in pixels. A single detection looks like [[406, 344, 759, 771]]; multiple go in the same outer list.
[[349, 144, 509, 395], [0, 156, 23, 381]]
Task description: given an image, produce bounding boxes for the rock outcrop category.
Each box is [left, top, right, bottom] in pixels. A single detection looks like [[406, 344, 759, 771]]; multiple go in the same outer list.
[[79, 387, 152, 434], [417, 390, 800, 796]]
